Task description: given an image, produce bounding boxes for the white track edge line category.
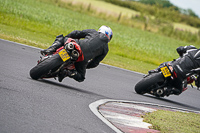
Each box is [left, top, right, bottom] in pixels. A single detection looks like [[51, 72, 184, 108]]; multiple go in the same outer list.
[[89, 99, 200, 133], [89, 99, 123, 133]]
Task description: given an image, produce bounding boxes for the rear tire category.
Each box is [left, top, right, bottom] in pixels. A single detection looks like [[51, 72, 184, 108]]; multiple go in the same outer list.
[[134, 72, 165, 94], [30, 54, 63, 80]]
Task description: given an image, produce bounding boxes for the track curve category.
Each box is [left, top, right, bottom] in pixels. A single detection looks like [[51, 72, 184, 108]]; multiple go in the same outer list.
[[0, 39, 199, 133]]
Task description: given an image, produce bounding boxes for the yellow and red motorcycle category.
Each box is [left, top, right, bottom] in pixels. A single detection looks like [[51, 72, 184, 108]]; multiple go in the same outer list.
[[30, 38, 84, 80]]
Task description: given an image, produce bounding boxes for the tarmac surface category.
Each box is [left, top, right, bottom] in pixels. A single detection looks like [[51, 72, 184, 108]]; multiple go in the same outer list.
[[1, 39, 200, 133]]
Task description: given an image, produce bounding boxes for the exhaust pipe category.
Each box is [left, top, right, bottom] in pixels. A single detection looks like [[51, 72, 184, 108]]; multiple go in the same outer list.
[[156, 89, 164, 96], [66, 42, 74, 50], [71, 50, 79, 59]]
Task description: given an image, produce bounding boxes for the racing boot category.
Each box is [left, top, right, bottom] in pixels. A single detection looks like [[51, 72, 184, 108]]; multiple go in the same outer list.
[[41, 47, 56, 56], [58, 69, 68, 82], [148, 68, 159, 74], [41, 34, 64, 56], [172, 88, 181, 95], [58, 69, 78, 82]]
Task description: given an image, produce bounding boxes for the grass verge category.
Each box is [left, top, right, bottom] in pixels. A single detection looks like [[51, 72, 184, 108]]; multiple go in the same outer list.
[[143, 110, 200, 133], [0, 0, 194, 74]]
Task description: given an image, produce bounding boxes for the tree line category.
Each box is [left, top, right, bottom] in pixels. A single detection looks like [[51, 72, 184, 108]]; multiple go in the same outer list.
[[104, 0, 200, 28]]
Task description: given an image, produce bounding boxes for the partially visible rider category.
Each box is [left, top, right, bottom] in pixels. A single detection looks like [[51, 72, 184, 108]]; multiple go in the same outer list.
[[149, 45, 200, 95], [41, 25, 113, 82]]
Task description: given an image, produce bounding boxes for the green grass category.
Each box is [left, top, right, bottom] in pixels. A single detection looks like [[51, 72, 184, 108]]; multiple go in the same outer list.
[[0, 0, 194, 73], [143, 110, 200, 133]]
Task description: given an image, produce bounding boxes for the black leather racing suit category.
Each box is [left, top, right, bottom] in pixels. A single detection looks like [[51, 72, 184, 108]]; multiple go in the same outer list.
[[49, 29, 109, 82], [173, 45, 200, 80], [171, 45, 200, 93]]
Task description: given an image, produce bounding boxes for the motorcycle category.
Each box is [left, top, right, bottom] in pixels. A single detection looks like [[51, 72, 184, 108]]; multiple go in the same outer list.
[[134, 62, 198, 97], [30, 38, 84, 80]]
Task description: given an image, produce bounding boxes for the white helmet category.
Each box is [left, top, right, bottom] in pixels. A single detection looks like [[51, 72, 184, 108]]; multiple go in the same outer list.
[[98, 25, 113, 41]]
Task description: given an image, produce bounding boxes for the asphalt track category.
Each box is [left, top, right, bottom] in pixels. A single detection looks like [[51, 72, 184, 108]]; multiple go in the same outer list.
[[0, 39, 200, 133]]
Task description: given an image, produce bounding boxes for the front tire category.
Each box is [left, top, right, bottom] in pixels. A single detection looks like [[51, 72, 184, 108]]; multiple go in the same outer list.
[[30, 54, 63, 80], [134, 72, 165, 94]]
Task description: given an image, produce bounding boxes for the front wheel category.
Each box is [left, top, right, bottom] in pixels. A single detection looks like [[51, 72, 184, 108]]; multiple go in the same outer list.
[[134, 72, 165, 94], [30, 54, 63, 80]]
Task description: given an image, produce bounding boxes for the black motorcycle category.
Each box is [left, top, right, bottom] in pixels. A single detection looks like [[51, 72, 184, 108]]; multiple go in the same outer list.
[[134, 62, 198, 97]]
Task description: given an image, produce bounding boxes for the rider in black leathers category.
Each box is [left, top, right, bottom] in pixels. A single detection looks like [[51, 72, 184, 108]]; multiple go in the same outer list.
[[150, 45, 200, 95], [41, 25, 113, 82]]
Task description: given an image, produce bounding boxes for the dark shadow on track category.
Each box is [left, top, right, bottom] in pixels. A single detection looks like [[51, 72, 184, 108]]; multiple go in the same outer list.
[[36, 79, 109, 99], [140, 94, 200, 111]]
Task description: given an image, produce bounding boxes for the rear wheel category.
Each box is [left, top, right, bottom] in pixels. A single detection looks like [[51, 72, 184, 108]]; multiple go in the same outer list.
[[30, 54, 63, 80], [134, 72, 165, 94]]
